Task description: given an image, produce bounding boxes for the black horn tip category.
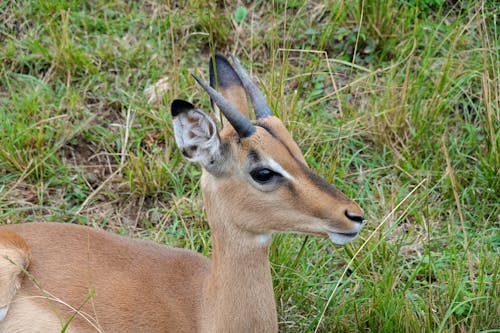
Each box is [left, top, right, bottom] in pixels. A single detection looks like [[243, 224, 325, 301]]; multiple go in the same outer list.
[[192, 74, 213, 93], [191, 73, 203, 84]]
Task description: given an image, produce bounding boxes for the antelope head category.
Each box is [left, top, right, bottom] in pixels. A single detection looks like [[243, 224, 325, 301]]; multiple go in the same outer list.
[[172, 54, 365, 245]]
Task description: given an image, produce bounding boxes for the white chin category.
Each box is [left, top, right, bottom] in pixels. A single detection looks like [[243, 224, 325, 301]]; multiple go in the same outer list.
[[328, 232, 356, 245]]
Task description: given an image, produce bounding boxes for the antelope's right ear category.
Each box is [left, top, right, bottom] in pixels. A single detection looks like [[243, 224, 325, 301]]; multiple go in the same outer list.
[[171, 99, 222, 172]]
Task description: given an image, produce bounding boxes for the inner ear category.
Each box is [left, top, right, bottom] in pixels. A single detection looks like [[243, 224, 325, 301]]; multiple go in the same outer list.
[[173, 109, 219, 161], [171, 100, 223, 173], [183, 112, 215, 145]]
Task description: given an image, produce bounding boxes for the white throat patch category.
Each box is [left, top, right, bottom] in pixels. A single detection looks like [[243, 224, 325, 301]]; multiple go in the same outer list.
[[256, 234, 272, 245]]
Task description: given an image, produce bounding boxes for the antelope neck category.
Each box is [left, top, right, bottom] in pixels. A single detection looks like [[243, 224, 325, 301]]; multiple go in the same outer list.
[[201, 214, 278, 332]]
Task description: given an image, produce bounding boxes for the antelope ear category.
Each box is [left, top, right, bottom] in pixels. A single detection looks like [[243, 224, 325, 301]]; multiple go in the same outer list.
[[210, 54, 249, 119], [171, 100, 222, 172]]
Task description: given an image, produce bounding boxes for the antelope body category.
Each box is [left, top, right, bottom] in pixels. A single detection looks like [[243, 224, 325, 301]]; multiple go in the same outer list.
[[0, 54, 365, 333]]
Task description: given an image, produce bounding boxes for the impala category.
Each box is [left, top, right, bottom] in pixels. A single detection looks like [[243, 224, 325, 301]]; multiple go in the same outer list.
[[0, 54, 365, 332]]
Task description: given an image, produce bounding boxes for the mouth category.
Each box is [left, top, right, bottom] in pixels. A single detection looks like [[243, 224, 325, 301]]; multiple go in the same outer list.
[[328, 231, 359, 245]]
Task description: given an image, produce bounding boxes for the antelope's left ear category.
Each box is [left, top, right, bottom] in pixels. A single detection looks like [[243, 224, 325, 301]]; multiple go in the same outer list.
[[171, 99, 222, 173]]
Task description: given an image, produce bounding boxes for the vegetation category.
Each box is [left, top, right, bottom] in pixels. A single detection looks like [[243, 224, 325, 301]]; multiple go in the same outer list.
[[1, 0, 498, 332]]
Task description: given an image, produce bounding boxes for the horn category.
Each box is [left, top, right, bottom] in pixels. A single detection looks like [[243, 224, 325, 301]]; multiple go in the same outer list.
[[229, 54, 273, 119], [191, 74, 256, 138]]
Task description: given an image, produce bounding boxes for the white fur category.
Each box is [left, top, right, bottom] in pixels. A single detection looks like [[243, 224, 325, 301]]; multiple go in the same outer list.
[[328, 221, 364, 245], [0, 305, 8, 321], [255, 234, 272, 245], [328, 232, 356, 245], [267, 158, 296, 182]]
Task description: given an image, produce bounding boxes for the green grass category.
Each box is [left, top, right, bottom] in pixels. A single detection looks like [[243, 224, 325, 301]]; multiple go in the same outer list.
[[1, 0, 498, 332]]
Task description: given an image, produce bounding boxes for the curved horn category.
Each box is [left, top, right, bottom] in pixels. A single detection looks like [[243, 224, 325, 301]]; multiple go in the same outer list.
[[229, 54, 273, 119], [192, 74, 256, 138]]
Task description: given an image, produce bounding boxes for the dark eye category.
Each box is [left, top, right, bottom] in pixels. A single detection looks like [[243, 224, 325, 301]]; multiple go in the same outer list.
[[250, 168, 282, 184]]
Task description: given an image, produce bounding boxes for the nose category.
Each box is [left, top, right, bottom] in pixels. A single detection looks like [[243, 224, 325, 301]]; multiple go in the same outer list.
[[345, 210, 365, 224]]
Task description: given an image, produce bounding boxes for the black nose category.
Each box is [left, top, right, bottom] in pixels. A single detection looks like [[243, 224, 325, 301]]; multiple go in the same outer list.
[[345, 210, 365, 224]]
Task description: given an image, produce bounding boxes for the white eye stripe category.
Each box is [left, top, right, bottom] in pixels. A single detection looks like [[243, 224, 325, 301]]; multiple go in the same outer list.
[[267, 158, 296, 182]]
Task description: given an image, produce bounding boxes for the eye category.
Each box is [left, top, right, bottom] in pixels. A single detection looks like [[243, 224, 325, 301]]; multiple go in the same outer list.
[[250, 168, 282, 184]]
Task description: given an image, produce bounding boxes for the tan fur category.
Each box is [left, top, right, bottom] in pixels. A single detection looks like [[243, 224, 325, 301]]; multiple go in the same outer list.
[[0, 57, 364, 332], [220, 85, 249, 118], [0, 223, 209, 332], [0, 230, 30, 311], [213, 119, 363, 237], [0, 296, 67, 333]]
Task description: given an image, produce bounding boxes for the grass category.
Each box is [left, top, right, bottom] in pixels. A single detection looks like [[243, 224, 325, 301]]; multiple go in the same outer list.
[[0, 0, 498, 332]]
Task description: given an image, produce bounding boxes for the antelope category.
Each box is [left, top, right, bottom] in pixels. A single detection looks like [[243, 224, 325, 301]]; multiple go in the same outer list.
[[0, 54, 365, 333]]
